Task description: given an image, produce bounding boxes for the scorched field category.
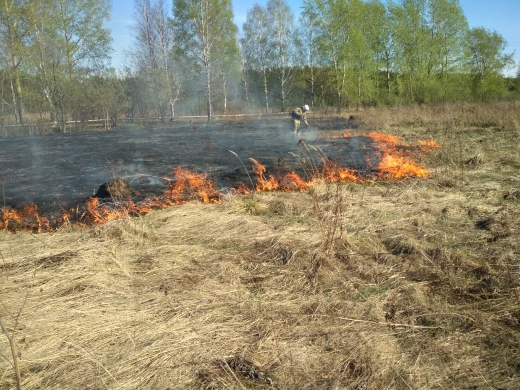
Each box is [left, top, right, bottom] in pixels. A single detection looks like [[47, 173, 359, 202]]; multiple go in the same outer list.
[[1, 103, 519, 389]]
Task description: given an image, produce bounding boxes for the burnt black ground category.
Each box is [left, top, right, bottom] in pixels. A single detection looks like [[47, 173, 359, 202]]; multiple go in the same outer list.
[[0, 117, 371, 215]]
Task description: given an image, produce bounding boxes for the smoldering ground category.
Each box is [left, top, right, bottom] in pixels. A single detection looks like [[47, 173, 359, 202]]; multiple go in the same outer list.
[[0, 117, 368, 215]]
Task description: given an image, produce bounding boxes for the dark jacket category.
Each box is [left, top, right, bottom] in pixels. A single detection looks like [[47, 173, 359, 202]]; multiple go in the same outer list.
[[291, 107, 307, 122]]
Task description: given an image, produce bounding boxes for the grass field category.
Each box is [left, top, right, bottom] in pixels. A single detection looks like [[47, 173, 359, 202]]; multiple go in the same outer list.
[[1, 102, 519, 389]]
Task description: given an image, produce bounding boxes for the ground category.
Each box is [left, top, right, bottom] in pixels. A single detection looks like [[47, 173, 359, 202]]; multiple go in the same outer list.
[[0, 116, 365, 216], [1, 104, 519, 389]]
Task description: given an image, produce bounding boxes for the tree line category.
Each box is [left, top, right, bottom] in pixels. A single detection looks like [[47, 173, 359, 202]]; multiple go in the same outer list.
[[1, 0, 518, 133]]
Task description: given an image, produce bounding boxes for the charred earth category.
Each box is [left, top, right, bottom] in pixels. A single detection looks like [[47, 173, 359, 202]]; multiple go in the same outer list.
[[0, 117, 373, 216]]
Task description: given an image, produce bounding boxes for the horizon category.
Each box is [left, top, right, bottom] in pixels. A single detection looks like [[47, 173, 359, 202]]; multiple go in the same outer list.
[[106, 0, 519, 77]]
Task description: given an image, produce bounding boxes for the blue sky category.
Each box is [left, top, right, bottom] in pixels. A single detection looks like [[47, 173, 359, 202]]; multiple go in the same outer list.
[[106, 0, 520, 76]]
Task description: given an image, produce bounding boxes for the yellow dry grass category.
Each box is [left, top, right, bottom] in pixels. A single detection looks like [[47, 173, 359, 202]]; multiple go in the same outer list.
[[1, 102, 520, 389]]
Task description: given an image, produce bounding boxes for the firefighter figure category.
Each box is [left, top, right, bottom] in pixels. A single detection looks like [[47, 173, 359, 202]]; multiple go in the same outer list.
[[291, 104, 310, 135]]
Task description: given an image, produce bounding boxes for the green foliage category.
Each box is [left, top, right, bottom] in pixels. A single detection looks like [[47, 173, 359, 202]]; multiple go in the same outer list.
[[513, 66, 520, 99], [1, 0, 518, 128], [467, 27, 515, 77], [172, 0, 240, 120], [473, 74, 511, 101], [0, 0, 112, 132]]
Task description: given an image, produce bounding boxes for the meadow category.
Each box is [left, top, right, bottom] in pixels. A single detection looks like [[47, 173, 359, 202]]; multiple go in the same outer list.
[[1, 102, 519, 389]]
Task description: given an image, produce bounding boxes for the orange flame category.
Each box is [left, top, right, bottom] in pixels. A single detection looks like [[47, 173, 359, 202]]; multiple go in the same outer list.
[[279, 172, 311, 191], [366, 132, 438, 180], [320, 158, 360, 183], [418, 139, 441, 153], [230, 182, 253, 195], [376, 154, 428, 179], [249, 158, 280, 191], [248, 158, 312, 192], [0, 203, 51, 233], [1, 132, 440, 232], [83, 197, 130, 225], [163, 167, 220, 204]]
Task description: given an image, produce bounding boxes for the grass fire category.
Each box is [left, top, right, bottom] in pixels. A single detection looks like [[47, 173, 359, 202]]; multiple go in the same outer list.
[[1, 103, 519, 389], [1, 130, 437, 232]]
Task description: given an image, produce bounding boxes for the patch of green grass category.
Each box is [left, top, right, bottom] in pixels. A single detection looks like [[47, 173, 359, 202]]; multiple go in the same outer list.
[[284, 215, 306, 224], [243, 199, 267, 215], [356, 283, 389, 300]]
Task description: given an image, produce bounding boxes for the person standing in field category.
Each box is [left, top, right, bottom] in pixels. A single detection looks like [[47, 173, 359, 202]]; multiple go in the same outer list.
[[291, 104, 310, 135]]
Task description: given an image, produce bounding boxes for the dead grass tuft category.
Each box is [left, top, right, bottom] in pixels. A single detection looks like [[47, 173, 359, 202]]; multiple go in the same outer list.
[[96, 177, 135, 199]]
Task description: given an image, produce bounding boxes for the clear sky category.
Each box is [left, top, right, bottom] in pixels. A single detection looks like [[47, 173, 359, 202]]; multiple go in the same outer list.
[[106, 0, 520, 76]]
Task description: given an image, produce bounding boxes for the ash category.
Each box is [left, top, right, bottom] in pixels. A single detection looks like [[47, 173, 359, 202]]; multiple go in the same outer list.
[[0, 117, 370, 215]]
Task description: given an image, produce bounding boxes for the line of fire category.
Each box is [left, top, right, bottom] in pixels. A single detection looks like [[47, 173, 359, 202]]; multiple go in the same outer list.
[[1, 132, 439, 233]]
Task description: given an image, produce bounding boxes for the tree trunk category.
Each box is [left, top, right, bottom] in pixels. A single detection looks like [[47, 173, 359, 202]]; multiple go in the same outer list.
[[242, 66, 250, 112], [206, 67, 212, 122], [357, 72, 362, 109], [387, 68, 391, 97], [223, 77, 227, 114], [310, 67, 315, 109], [263, 69, 269, 114], [169, 102, 175, 119], [9, 72, 23, 125]]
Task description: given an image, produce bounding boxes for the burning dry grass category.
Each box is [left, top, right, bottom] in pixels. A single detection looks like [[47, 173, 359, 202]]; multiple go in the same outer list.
[[1, 102, 520, 389], [1, 130, 436, 233]]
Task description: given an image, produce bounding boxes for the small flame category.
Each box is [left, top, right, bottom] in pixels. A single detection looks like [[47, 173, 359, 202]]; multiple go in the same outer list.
[[163, 167, 220, 204], [0, 204, 50, 233], [83, 197, 130, 225], [366, 132, 438, 180], [418, 139, 441, 153], [320, 158, 360, 183], [377, 154, 428, 179], [231, 182, 253, 195], [249, 158, 280, 192]]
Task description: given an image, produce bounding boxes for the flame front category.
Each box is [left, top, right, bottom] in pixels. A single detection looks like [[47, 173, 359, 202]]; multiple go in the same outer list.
[[366, 132, 439, 180], [0, 204, 50, 233], [1, 131, 440, 233]]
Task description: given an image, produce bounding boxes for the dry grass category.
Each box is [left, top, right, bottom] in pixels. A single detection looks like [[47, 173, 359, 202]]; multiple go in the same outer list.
[[1, 102, 520, 389]]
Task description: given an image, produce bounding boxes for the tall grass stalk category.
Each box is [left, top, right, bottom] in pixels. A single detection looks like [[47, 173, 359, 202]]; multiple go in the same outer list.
[[310, 181, 347, 255], [0, 290, 27, 390], [229, 150, 256, 194]]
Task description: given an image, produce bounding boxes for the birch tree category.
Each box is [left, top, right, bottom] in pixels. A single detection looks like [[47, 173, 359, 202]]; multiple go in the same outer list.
[[152, 0, 181, 118], [0, 0, 32, 124], [132, 0, 181, 120], [172, 0, 239, 121], [303, 0, 352, 111], [365, 0, 397, 102], [424, 0, 468, 100], [344, 0, 379, 107], [241, 4, 274, 114], [297, 11, 322, 108], [389, 0, 470, 102], [468, 27, 515, 79], [427, 0, 468, 77], [389, 0, 430, 102], [467, 27, 515, 99], [215, 32, 240, 113], [54, 0, 112, 78], [28, 0, 111, 131], [266, 0, 296, 112]]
